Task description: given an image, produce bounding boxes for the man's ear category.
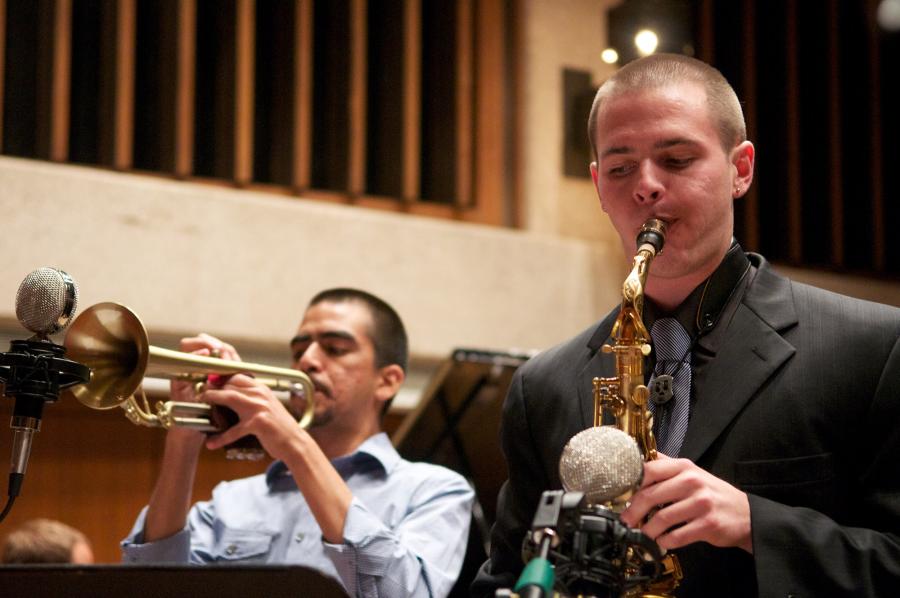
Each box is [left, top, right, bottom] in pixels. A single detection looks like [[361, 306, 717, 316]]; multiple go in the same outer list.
[[731, 141, 755, 198], [374, 364, 405, 405], [590, 161, 608, 212]]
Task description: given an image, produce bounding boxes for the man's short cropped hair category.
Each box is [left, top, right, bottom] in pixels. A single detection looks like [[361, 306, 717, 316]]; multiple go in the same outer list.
[[308, 288, 409, 373], [588, 53, 747, 160]]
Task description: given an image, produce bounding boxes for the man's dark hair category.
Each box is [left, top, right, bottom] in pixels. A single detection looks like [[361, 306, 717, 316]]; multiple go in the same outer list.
[[308, 288, 409, 373]]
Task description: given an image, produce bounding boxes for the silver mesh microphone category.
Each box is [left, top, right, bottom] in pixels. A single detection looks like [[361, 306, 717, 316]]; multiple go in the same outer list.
[[14, 268, 79, 337], [559, 426, 643, 505]]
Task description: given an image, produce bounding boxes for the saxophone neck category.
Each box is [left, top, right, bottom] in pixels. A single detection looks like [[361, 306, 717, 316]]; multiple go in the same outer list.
[[614, 242, 658, 343], [596, 219, 668, 454], [618, 219, 666, 336]]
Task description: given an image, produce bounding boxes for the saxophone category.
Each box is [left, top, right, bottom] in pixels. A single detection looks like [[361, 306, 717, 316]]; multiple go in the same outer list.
[[594, 218, 684, 597]]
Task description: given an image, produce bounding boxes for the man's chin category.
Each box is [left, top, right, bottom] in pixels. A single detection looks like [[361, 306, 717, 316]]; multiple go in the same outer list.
[[309, 409, 334, 429]]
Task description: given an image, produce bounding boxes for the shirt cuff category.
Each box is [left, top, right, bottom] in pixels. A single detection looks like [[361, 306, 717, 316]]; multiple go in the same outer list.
[[322, 497, 393, 593], [121, 509, 192, 563]]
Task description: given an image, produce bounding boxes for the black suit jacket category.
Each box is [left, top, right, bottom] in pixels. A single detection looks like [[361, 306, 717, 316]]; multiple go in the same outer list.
[[473, 254, 900, 597]]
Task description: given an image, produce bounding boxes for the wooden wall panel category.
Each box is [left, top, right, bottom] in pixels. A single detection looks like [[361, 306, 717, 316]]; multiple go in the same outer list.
[[50, 0, 72, 162], [825, 0, 844, 267], [454, 0, 472, 209], [114, 0, 136, 169], [402, 0, 421, 202], [698, 1, 895, 275], [175, 0, 197, 177], [866, 0, 884, 270], [739, 0, 759, 250], [292, 0, 313, 191], [234, 0, 255, 185], [469, 0, 506, 225], [0, 398, 266, 563], [348, 0, 367, 197], [0, 1, 514, 224], [0, 0, 6, 152]]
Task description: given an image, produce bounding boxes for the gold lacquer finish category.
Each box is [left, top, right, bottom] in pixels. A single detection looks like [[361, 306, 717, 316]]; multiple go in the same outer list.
[[62, 302, 315, 439], [593, 218, 683, 597]]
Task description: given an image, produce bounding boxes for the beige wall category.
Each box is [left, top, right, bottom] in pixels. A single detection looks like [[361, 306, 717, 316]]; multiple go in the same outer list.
[[0, 156, 624, 408], [518, 0, 622, 249]]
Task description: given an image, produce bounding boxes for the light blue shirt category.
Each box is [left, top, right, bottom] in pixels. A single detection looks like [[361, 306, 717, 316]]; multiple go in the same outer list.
[[121, 433, 474, 598]]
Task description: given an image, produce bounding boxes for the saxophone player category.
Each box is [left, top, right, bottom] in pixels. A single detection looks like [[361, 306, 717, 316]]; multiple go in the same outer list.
[[474, 54, 900, 597]]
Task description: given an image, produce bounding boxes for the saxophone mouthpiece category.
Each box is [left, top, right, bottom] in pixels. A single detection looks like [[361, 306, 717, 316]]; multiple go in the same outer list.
[[636, 219, 667, 255]]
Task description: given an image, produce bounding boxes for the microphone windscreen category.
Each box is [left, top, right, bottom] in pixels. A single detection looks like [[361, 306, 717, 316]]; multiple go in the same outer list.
[[559, 426, 643, 504], [15, 267, 79, 336]]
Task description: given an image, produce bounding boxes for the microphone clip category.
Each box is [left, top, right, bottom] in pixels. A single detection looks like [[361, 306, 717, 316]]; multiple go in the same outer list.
[[649, 374, 674, 405], [521, 490, 665, 597], [0, 340, 90, 410]]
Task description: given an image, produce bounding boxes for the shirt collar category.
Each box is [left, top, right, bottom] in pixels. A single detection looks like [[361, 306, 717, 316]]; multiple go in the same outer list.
[[644, 240, 750, 336], [265, 432, 400, 488], [588, 240, 751, 352]]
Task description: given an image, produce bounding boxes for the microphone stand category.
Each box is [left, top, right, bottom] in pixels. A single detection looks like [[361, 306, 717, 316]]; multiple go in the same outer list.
[[513, 530, 556, 598], [509, 490, 667, 598], [0, 338, 90, 523]]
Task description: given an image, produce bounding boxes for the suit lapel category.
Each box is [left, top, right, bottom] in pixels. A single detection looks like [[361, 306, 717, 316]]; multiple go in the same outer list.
[[680, 262, 798, 462], [572, 256, 798, 463]]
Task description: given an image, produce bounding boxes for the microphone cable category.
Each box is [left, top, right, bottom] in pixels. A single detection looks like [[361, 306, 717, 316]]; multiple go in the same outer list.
[[0, 473, 23, 523]]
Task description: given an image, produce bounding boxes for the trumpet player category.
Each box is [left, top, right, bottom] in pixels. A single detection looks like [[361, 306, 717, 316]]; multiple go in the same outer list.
[[474, 54, 900, 597], [122, 288, 474, 598]]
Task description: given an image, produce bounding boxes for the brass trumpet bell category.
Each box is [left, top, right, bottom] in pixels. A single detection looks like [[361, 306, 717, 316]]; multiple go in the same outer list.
[[62, 302, 315, 432], [63, 301, 151, 410]]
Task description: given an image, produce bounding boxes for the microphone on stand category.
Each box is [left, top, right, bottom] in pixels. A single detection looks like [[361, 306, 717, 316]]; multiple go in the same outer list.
[[515, 426, 663, 597], [0, 268, 90, 523], [15, 267, 80, 338], [559, 426, 644, 505]]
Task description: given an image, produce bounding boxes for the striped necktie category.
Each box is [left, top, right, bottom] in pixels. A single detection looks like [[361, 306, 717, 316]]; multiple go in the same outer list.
[[648, 317, 692, 457]]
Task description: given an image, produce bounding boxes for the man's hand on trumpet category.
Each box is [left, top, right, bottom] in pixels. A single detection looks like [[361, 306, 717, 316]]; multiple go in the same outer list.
[[164, 334, 243, 445], [172, 332, 242, 401], [181, 333, 241, 360], [201, 373, 302, 462]]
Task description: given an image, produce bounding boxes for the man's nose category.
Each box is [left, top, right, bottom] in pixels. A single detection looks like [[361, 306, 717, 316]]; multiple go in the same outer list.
[[297, 344, 322, 372], [633, 162, 664, 204]]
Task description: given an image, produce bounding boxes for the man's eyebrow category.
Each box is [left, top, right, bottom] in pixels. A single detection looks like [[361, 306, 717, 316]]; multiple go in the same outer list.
[[289, 330, 357, 347], [600, 137, 700, 159], [654, 137, 699, 150], [290, 334, 309, 347], [600, 145, 633, 159]]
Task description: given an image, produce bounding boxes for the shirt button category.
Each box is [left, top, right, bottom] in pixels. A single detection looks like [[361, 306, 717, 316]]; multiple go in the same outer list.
[[294, 533, 305, 543], [225, 544, 238, 555]]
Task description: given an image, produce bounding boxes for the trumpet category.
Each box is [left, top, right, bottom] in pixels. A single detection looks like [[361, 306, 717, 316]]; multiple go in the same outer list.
[[62, 302, 314, 447]]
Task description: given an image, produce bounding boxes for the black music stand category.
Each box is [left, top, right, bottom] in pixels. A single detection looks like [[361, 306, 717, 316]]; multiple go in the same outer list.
[[0, 564, 348, 597], [392, 348, 534, 597]]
